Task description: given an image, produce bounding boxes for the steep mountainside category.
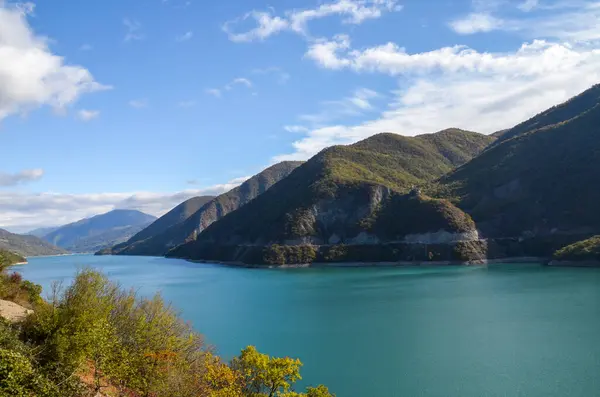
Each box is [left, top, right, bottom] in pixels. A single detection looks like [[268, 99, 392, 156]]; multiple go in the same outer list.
[[168, 129, 493, 264], [98, 161, 303, 256], [122, 196, 214, 245], [0, 229, 67, 257], [442, 87, 600, 239], [26, 227, 60, 238], [492, 84, 600, 145], [44, 209, 157, 252]]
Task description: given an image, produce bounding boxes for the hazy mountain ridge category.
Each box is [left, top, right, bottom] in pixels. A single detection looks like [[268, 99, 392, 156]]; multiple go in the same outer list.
[[44, 209, 157, 253]]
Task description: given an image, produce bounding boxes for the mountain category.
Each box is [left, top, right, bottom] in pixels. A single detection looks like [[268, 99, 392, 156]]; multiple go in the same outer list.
[[0, 249, 26, 268], [26, 226, 60, 238], [0, 229, 67, 257], [442, 85, 600, 239], [43, 209, 157, 253], [97, 196, 215, 255], [491, 84, 600, 146], [167, 129, 493, 265], [98, 162, 303, 256]]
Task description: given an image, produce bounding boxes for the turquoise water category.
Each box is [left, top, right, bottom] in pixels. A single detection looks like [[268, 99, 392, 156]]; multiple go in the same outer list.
[[16, 255, 600, 397]]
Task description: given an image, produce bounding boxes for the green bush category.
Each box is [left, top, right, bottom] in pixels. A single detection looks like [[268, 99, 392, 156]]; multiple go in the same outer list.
[[0, 348, 60, 397], [554, 235, 600, 261], [16, 268, 335, 396]]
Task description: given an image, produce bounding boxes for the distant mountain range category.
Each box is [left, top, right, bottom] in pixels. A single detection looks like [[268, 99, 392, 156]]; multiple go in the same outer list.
[[43, 209, 157, 253], [93, 84, 600, 267], [98, 162, 302, 256], [0, 229, 67, 257]]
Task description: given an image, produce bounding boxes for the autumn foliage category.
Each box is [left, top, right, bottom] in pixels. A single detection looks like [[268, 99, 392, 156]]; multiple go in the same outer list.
[[0, 269, 333, 396]]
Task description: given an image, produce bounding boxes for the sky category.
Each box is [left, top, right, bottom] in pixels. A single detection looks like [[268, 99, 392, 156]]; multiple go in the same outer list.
[[1, 0, 600, 232]]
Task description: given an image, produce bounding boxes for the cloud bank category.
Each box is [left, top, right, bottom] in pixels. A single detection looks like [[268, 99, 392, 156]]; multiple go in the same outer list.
[[0, 1, 109, 122]]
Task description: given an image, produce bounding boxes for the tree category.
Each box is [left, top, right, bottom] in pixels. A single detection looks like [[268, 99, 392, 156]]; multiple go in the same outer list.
[[231, 346, 302, 397]]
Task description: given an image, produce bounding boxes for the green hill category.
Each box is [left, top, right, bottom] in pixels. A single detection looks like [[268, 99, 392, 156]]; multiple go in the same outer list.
[[0, 250, 26, 269], [0, 229, 67, 257], [98, 161, 303, 256], [442, 88, 600, 240], [168, 129, 493, 265], [553, 236, 600, 262]]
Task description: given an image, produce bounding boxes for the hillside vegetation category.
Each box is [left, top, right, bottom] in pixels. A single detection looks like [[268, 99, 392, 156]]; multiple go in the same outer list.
[[168, 130, 491, 264], [0, 229, 67, 257], [0, 250, 25, 269], [553, 236, 600, 262], [442, 95, 600, 239], [99, 161, 302, 256], [0, 268, 334, 396], [117, 196, 214, 246], [44, 209, 157, 253]]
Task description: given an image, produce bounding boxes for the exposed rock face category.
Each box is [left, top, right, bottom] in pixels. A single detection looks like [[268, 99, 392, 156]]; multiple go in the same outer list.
[[403, 230, 480, 244], [0, 300, 33, 323]]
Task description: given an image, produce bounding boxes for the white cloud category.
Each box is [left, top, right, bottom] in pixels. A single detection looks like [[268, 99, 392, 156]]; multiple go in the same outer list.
[[298, 87, 380, 125], [176, 31, 193, 42], [206, 89, 222, 98], [225, 78, 253, 90], [284, 125, 309, 133], [207, 78, 254, 98], [0, 176, 251, 232], [0, 2, 109, 122], [306, 36, 591, 76], [79, 43, 93, 51], [123, 18, 144, 42], [129, 99, 148, 109], [277, 36, 600, 161], [223, 0, 402, 42], [449, 0, 600, 40], [0, 169, 44, 187], [224, 11, 288, 42], [518, 0, 539, 11], [449, 13, 504, 34], [77, 109, 100, 121]]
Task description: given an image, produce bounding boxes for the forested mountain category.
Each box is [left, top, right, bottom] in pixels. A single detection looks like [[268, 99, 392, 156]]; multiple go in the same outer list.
[[98, 161, 302, 256], [168, 129, 493, 264], [0, 229, 67, 257], [443, 86, 600, 239]]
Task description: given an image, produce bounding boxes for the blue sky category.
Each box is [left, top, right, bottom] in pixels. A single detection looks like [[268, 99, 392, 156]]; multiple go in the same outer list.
[[1, 0, 600, 231]]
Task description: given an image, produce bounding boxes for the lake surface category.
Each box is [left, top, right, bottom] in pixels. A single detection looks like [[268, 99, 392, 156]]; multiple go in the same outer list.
[[17, 255, 600, 397]]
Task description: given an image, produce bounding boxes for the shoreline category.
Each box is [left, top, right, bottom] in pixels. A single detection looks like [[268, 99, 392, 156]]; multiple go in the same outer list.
[[27, 253, 78, 259], [186, 256, 550, 269], [548, 259, 600, 267]]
